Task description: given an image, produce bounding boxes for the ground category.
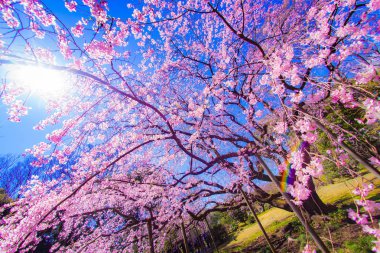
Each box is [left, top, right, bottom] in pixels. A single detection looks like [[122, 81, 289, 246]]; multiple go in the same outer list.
[[219, 173, 380, 253]]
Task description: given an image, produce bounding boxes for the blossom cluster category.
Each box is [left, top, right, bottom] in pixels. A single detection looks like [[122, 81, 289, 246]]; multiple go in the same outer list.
[[348, 183, 380, 252]]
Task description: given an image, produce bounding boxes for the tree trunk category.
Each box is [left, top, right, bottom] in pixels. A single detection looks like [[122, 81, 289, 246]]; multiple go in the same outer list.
[[248, 179, 330, 217], [257, 156, 330, 253], [147, 219, 155, 253], [301, 142, 331, 216], [181, 221, 190, 253], [301, 178, 331, 216], [205, 216, 219, 253], [193, 225, 206, 252]]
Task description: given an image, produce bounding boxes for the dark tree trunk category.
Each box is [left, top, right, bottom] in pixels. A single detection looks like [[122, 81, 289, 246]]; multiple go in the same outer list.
[[248, 179, 330, 217], [205, 216, 219, 253], [301, 177, 331, 216], [147, 220, 155, 253], [256, 156, 330, 253], [262, 141, 332, 216], [249, 152, 331, 217], [181, 221, 190, 253], [301, 142, 331, 216]]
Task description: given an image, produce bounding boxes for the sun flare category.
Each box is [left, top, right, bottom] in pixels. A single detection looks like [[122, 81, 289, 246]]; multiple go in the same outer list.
[[9, 65, 69, 97]]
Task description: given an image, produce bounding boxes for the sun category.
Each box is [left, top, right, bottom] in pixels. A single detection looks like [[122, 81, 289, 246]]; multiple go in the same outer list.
[[9, 65, 69, 98]]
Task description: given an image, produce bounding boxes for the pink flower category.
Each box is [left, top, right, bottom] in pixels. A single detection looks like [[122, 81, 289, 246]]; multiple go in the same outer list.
[[84, 40, 118, 62], [58, 34, 72, 59], [290, 150, 304, 171], [337, 152, 349, 166], [294, 118, 317, 133], [305, 157, 324, 177], [331, 86, 355, 106], [362, 225, 380, 237], [372, 239, 380, 253], [367, 0, 380, 11], [348, 209, 368, 224], [290, 91, 304, 104], [90, 4, 108, 23], [274, 121, 287, 134], [65, 1, 77, 12], [302, 132, 317, 144], [357, 65, 377, 84], [34, 48, 54, 64], [71, 21, 84, 37], [255, 110, 263, 117], [302, 244, 316, 253], [2, 8, 20, 28], [288, 182, 311, 204], [7, 100, 30, 122], [306, 89, 326, 104], [362, 200, 380, 213], [46, 129, 64, 144], [370, 157, 380, 167], [278, 163, 287, 173], [352, 183, 374, 198], [339, 0, 355, 7], [30, 21, 45, 38], [363, 98, 380, 125]]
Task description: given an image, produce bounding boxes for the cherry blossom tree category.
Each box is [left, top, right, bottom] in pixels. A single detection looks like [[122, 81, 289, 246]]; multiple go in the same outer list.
[[0, 0, 379, 252]]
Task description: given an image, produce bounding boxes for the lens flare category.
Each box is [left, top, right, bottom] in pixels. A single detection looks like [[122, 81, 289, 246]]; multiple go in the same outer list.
[[9, 65, 69, 98]]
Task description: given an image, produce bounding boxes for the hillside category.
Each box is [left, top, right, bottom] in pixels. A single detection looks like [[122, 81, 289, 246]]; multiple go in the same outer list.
[[219, 174, 380, 252]]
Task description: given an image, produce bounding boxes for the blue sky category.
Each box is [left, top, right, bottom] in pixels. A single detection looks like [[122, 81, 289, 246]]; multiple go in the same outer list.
[[0, 1, 135, 155], [0, 98, 51, 154]]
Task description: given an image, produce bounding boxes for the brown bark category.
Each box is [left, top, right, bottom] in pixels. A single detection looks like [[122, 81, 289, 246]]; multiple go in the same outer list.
[[257, 156, 330, 253], [249, 175, 330, 216], [180, 221, 190, 253], [205, 216, 219, 253], [147, 220, 155, 253], [300, 142, 331, 216]]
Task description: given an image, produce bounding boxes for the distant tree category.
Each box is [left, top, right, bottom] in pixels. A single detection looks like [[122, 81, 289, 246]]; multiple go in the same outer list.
[[0, 188, 11, 207], [0, 155, 38, 197]]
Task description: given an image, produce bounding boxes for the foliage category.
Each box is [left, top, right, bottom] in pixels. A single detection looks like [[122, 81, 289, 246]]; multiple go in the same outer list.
[[341, 235, 376, 253], [210, 211, 239, 233], [221, 173, 380, 252], [210, 223, 230, 245], [229, 208, 250, 223], [325, 209, 348, 230], [0, 188, 11, 207], [0, 188, 12, 222], [0, 154, 46, 197], [314, 83, 380, 183]]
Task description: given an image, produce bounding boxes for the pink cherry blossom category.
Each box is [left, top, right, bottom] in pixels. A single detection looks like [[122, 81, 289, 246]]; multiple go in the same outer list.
[[71, 21, 84, 37], [288, 182, 311, 205], [368, 0, 380, 11], [369, 157, 380, 167], [348, 209, 369, 225], [363, 98, 380, 125], [65, 0, 77, 12], [302, 244, 316, 253]]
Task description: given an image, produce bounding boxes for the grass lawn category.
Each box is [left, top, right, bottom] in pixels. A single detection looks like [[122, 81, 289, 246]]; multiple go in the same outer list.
[[219, 173, 380, 252]]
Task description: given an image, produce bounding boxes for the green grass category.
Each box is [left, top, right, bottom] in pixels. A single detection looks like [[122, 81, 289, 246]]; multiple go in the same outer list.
[[339, 235, 375, 253], [317, 173, 380, 205], [219, 173, 380, 252]]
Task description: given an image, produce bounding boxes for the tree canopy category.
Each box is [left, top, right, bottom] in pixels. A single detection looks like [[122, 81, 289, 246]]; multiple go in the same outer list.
[[0, 0, 379, 252]]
